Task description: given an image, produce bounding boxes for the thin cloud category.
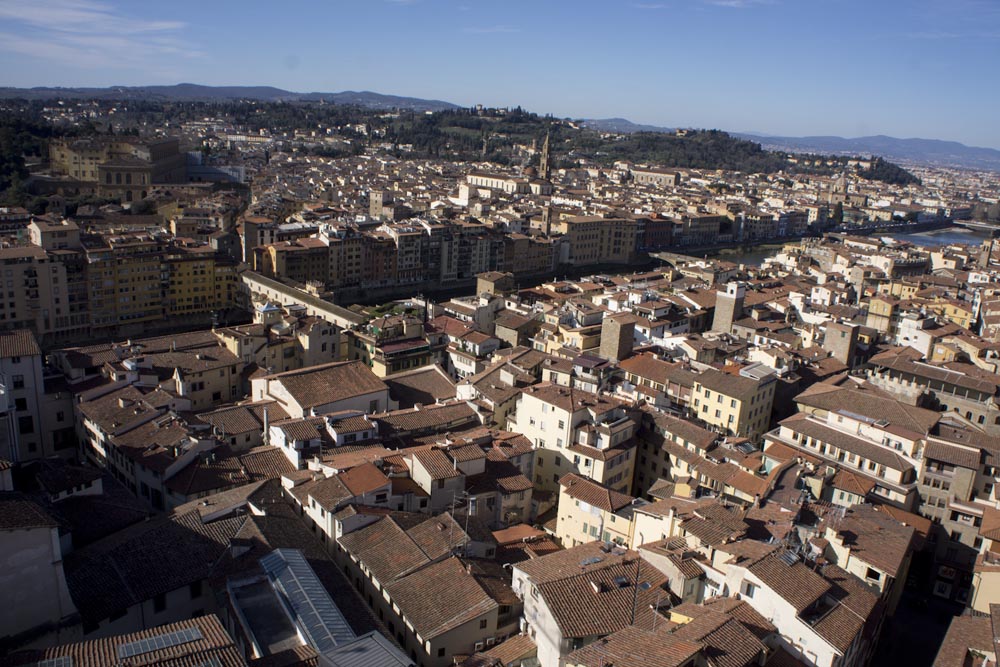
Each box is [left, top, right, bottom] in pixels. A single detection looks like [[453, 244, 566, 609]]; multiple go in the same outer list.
[[704, 0, 774, 7], [463, 25, 520, 34], [633, 3, 667, 9], [905, 31, 961, 40], [0, 0, 201, 72], [0, 0, 183, 34]]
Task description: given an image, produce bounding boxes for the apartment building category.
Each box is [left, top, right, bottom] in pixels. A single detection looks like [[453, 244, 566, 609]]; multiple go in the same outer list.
[[868, 346, 1000, 434], [690, 364, 776, 440], [555, 473, 641, 547], [511, 542, 668, 667], [510, 382, 637, 495], [550, 216, 637, 266], [0, 330, 45, 462], [251, 360, 390, 417]]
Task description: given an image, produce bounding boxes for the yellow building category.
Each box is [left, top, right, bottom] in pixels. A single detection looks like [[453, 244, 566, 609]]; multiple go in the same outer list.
[[691, 365, 776, 440], [555, 473, 638, 548], [865, 295, 901, 336], [83, 234, 165, 331], [511, 382, 638, 495], [164, 244, 238, 317], [926, 298, 975, 330], [550, 216, 637, 266]]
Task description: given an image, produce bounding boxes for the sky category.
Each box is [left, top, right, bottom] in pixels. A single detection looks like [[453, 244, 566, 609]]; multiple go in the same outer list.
[[1, 0, 999, 149]]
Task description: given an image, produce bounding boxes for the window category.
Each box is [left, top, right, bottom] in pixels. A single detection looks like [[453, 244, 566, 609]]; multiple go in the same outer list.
[[743, 582, 757, 598], [190, 581, 202, 599], [865, 568, 881, 581], [479, 619, 488, 629], [18, 416, 33, 434], [12, 374, 23, 389], [14, 397, 26, 411], [153, 594, 166, 613], [438, 648, 446, 657]]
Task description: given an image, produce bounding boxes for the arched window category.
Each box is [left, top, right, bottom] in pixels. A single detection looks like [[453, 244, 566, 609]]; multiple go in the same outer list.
[[115, 173, 121, 185]]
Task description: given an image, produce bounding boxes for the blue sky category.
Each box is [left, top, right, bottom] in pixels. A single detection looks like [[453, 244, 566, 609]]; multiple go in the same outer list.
[[1, 0, 999, 148]]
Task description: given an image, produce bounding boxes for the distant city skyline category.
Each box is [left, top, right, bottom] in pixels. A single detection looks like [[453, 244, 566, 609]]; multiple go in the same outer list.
[[1, 0, 999, 149]]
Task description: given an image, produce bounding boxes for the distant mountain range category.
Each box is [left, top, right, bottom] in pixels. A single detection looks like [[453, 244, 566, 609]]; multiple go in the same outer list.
[[2, 86, 995, 170], [582, 118, 999, 171], [734, 133, 1000, 172], [0, 83, 460, 112]]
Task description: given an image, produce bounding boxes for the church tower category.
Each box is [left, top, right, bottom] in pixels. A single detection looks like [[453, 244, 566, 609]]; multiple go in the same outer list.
[[539, 132, 551, 180]]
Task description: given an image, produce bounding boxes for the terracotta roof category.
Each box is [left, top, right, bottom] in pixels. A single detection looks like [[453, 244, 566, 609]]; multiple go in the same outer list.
[[778, 413, 914, 472], [747, 549, 831, 613], [0, 329, 41, 358], [515, 541, 635, 584], [809, 565, 881, 654], [829, 468, 875, 497], [559, 473, 635, 513], [338, 462, 390, 496], [520, 382, 622, 414], [0, 614, 244, 667], [933, 614, 994, 667], [266, 361, 388, 410], [794, 382, 940, 434], [565, 623, 701, 667], [827, 504, 915, 577], [64, 509, 248, 622], [679, 503, 748, 547], [923, 439, 983, 470], [197, 400, 289, 435], [382, 557, 499, 639], [408, 448, 462, 480], [35, 461, 103, 495], [376, 401, 480, 436], [671, 610, 766, 667], [534, 558, 668, 638], [384, 364, 457, 408], [0, 492, 59, 530]]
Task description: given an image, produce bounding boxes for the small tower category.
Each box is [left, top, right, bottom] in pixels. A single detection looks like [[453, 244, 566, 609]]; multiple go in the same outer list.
[[712, 282, 745, 334], [539, 131, 551, 180], [979, 237, 995, 269], [824, 321, 860, 368], [600, 313, 635, 363]]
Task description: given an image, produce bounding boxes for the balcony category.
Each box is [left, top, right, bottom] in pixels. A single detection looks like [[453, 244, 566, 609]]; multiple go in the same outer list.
[[373, 338, 430, 361]]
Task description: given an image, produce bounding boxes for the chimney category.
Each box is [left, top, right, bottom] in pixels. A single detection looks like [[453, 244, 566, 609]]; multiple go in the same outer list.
[[262, 406, 269, 445]]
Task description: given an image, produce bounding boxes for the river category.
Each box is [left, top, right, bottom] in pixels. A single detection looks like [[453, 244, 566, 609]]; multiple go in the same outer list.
[[704, 226, 995, 267]]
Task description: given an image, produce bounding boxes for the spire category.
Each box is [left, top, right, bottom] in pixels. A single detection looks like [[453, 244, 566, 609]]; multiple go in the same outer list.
[[539, 131, 551, 180]]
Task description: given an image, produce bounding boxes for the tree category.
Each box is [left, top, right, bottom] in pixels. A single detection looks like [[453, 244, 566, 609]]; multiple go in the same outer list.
[[832, 202, 844, 225]]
